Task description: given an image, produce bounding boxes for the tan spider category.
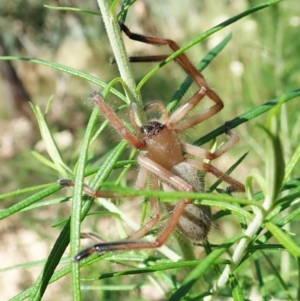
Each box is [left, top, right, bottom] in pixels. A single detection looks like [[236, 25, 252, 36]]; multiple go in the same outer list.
[[59, 22, 245, 262]]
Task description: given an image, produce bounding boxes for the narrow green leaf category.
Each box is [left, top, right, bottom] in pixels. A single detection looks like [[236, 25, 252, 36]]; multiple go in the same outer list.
[[0, 56, 126, 102], [70, 108, 100, 300], [247, 244, 286, 252], [284, 144, 300, 184], [0, 183, 53, 200], [117, 0, 135, 21], [84, 260, 222, 281], [31, 151, 59, 171], [168, 235, 245, 301], [229, 275, 245, 301], [259, 124, 285, 208], [0, 185, 61, 220], [44, 5, 101, 16], [262, 251, 294, 300], [265, 222, 300, 258], [254, 258, 267, 300], [92, 183, 259, 214], [195, 89, 300, 145], [30, 102, 71, 177]]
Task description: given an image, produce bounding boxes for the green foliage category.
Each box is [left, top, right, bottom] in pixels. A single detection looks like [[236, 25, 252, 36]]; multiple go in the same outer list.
[[0, 0, 300, 300]]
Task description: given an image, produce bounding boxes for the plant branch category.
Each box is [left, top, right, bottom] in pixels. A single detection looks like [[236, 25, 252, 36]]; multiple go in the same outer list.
[[96, 0, 143, 111]]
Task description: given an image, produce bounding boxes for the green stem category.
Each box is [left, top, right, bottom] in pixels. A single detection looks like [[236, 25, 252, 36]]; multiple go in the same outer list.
[[96, 0, 144, 112]]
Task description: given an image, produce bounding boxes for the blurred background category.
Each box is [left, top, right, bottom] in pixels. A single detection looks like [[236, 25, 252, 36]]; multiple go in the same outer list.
[[0, 0, 299, 300]]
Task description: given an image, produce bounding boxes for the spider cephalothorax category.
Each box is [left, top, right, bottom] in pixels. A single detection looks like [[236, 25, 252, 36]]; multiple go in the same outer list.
[[141, 121, 165, 136], [138, 115, 183, 169], [59, 22, 245, 262]]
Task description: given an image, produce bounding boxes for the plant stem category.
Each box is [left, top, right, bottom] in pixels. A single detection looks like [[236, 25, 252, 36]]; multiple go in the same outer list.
[[96, 0, 143, 109], [208, 193, 273, 298]]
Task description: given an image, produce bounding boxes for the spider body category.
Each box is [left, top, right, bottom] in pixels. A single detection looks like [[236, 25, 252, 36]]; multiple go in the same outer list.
[[59, 22, 245, 262], [141, 121, 183, 168], [134, 105, 212, 242]]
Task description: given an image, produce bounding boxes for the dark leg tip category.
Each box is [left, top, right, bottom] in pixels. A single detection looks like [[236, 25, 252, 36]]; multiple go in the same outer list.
[[109, 57, 116, 65], [73, 247, 96, 262], [224, 121, 233, 136], [57, 179, 73, 187], [118, 20, 127, 32], [72, 255, 81, 263]]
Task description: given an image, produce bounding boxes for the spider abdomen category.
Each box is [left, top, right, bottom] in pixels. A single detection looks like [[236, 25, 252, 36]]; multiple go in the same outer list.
[[176, 203, 211, 242], [164, 162, 212, 242]]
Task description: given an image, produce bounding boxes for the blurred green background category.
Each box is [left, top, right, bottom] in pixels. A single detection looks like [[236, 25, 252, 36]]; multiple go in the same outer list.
[[0, 0, 299, 300]]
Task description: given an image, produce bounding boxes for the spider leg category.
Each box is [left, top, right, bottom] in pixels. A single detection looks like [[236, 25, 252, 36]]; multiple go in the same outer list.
[[73, 199, 189, 262], [60, 168, 161, 261], [80, 232, 105, 242], [59, 175, 160, 230], [171, 88, 226, 131], [182, 123, 240, 160], [137, 156, 194, 192], [129, 101, 170, 131], [144, 102, 169, 122], [73, 156, 196, 261], [185, 159, 245, 192], [91, 92, 145, 150], [125, 54, 170, 63], [119, 22, 224, 127], [128, 174, 160, 240], [169, 88, 215, 130], [58, 179, 125, 198], [118, 21, 206, 86], [181, 123, 244, 192]]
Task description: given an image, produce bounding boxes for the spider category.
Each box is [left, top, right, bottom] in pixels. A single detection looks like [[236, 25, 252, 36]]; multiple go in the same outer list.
[[59, 22, 245, 262]]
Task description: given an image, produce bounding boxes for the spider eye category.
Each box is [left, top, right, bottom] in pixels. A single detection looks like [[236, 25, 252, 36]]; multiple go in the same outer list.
[[141, 121, 165, 136]]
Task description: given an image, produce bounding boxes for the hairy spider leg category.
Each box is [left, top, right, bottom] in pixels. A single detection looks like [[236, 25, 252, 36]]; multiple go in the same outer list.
[[90, 91, 145, 150], [71, 156, 197, 262], [183, 123, 245, 192], [118, 21, 224, 131]]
